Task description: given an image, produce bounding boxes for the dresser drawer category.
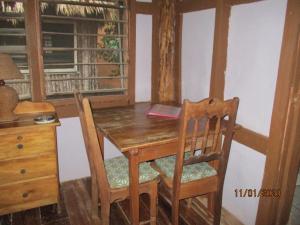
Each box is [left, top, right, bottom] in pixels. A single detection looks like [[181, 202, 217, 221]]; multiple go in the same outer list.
[[0, 128, 55, 160], [0, 177, 58, 211], [0, 154, 57, 185]]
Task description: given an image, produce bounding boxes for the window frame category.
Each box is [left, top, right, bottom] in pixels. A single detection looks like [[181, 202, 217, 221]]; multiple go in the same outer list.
[[20, 0, 136, 117]]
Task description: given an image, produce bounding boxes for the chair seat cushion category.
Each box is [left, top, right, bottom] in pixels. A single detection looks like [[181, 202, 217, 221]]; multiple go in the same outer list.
[[104, 156, 159, 189], [155, 153, 217, 183]]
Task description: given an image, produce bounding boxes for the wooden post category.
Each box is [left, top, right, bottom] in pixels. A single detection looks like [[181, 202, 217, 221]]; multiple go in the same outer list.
[[128, 0, 136, 104], [151, 0, 160, 103], [209, 0, 231, 99], [256, 0, 300, 224], [24, 0, 45, 101], [157, 0, 176, 103], [174, 0, 183, 104]]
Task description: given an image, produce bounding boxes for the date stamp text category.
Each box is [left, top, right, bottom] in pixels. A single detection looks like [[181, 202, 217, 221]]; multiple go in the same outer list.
[[234, 189, 281, 198]]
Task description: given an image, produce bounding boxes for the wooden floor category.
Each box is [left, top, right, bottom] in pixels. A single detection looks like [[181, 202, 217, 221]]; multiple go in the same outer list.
[[287, 169, 300, 225], [0, 178, 243, 225]]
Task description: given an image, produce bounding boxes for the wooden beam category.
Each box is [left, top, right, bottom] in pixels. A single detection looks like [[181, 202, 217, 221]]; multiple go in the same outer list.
[[174, 3, 183, 104], [256, 0, 300, 224], [177, 0, 217, 13], [229, 0, 264, 6], [209, 0, 231, 99], [127, 0, 136, 104], [136, 2, 154, 15], [233, 126, 268, 155], [151, 0, 160, 103], [24, 0, 45, 101]]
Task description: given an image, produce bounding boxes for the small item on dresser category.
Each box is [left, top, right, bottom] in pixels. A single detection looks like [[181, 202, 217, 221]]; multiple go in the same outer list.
[[34, 115, 55, 124], [147, 104, 181, 119]]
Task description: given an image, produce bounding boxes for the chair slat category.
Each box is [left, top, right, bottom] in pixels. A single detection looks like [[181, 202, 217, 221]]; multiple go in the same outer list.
[[190, 119, 199, 156], [183, 152, 222, 165]]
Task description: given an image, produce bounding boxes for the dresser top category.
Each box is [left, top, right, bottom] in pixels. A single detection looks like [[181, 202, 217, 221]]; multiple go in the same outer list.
[[0, 113, 60, 131]]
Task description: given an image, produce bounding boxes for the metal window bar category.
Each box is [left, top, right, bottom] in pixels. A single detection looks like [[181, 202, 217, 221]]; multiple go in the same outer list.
[[17, 63, 127, 69], [46, 76, 128, 81], [42, 31, 127, 38], [43, 47, 127, 51], [0, 16, 24, 20], [41, 15, 127, 23], [47, 88, 127, 96]]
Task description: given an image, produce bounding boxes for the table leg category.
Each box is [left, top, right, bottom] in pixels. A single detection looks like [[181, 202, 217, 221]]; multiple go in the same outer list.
[[128, 149, 140, 225], [97, 132, 104, 158]]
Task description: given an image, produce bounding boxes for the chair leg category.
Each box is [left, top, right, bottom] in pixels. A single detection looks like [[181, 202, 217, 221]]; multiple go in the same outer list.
[[172, 199, 180, 225], [149, 182, 158, 225], [208, 193, 215, 214], [100, 202, 110, 225], [91, 175, 99, 221], [213, 192, 222, 225]]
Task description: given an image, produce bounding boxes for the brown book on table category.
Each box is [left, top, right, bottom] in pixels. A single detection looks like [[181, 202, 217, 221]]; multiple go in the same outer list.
[[147, 104, 181, 119]]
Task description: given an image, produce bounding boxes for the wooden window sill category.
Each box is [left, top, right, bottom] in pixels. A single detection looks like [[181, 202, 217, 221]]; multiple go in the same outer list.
[[48, 95, 131, 118]]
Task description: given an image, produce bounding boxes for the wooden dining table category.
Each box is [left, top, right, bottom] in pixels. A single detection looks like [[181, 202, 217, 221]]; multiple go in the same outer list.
[[93, 102, 182, 225]]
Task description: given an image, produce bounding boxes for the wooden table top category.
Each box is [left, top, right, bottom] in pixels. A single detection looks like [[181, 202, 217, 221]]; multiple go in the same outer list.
[[93, 102, 181, 152]]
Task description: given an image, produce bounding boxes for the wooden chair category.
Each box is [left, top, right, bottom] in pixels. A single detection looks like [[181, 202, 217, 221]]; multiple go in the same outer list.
[[152, 97, 239, 225], [74, 92, 159, 225]]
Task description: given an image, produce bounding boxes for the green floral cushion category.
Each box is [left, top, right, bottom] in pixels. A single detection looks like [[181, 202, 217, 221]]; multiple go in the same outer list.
[[104, 156, 159, 189], [155, 153, 217, 183]]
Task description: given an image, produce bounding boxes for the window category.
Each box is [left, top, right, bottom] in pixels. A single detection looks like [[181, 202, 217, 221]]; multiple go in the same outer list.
[[40, 0, 129, 99], [0, 0, 131, 108], [0, 1, 31, 99]]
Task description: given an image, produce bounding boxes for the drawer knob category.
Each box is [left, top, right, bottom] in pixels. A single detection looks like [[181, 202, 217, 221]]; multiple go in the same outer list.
[[17, 136, 23, 141], [22, 193, 28, 198], [16, 144, 24, 150], [20, 169, 26, 174]]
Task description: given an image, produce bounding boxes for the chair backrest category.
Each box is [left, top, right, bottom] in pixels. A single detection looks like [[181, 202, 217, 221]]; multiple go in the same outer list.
[[173, 97, 239, 189], [74, 91, 110, 198]]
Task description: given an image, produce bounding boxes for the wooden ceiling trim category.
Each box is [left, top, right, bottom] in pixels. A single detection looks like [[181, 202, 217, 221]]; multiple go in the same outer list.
[[136, 2, 154, 15], [229, 0, 264, 6], [177, 0, 217, 13]]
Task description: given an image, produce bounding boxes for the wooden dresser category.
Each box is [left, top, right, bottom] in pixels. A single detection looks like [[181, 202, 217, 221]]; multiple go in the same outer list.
[[0, 113, 60, 215]]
